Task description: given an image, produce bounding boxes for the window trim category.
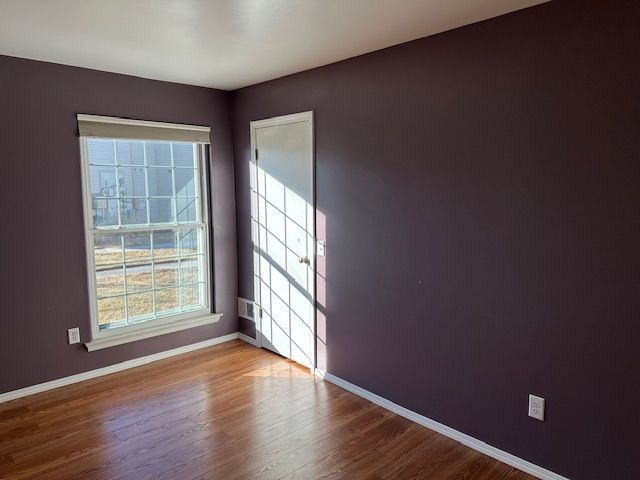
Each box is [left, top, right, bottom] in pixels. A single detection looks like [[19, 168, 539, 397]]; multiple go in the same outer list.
[[78, 135, 220, 351]]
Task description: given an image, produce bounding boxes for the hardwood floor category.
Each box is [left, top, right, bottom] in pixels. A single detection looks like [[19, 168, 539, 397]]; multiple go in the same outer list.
[[0, 340, 535, 480]]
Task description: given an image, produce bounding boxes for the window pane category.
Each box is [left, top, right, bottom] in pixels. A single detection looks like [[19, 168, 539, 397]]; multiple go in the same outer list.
[[89, 165, 118, 197], [124, 232, 152, 264], [94, 234, 123, 266], [150, 198, 173, 223], [89, 164, 119, 226], [127, 292, 154, 321], [116, 140, 144, 165], [175, 169, 196, 197], [176, 197, 197, 223], [118, 165, 146, 197], [182, 284, 203, 310], [153, 230, 177, 258], [148, 167, 174, 196], [96, 266, 124, 298], [155, 260, 178, 288], [98, 296, 125, 326], [120, 198, 147, 225], [125, 264, 153, 293], [173, 143, 195, 167], [156, 288, 179, 316], [146, 142, 171, 166], [180, 256, 201, 284], [92, 198, 119, 227], [88, 139, 115, 165], [178, 229, 200, 255], [85, 138, 208, 332]]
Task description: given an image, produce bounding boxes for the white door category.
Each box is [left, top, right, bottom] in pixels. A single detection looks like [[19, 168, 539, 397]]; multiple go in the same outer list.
[[250, 112, 315, 368]]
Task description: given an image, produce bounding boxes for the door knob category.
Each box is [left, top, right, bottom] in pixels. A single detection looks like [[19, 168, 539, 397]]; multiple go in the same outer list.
[[298, 256, 310, 265]]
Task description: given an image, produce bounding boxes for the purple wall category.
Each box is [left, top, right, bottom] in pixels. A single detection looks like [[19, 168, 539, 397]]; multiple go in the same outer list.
[[232, 1, 640, 478], [0, 55, 238, 394]]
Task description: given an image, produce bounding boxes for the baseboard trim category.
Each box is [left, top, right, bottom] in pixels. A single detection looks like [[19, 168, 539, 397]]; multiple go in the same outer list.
[[315, 370, 569, 480], [238, 332, 258, 346], [0, 332, 239, 404]]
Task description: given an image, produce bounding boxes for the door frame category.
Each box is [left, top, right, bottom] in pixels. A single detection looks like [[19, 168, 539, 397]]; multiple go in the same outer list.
[[249, 111, 316, 370]]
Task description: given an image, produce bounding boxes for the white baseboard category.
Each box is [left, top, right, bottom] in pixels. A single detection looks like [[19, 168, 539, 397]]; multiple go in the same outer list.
[[315, 370, 569, 480], [238, 332, 258, 346], [0, 332, 239, 404]]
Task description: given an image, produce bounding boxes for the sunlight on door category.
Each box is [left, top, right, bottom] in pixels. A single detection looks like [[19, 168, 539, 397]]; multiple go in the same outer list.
[[250, 115, 315, 368]]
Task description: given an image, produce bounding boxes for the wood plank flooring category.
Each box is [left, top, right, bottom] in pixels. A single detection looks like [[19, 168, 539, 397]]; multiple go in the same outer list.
[[0, 340, 535, 480]]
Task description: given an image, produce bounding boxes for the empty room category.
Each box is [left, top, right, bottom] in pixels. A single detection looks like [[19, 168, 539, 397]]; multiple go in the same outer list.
[[0, 1, 637, 479]]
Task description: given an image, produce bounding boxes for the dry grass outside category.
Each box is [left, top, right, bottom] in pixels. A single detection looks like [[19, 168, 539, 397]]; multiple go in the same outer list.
[[95, 248, 198, 267], [96, 267, 202, 325]]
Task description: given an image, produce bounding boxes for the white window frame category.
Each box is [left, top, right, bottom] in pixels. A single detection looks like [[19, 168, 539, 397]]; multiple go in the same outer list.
[[78, 118, 221, 352]]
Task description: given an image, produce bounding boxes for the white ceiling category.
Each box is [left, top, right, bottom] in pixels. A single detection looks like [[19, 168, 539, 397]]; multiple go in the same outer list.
[[0, 0, 548, 90]]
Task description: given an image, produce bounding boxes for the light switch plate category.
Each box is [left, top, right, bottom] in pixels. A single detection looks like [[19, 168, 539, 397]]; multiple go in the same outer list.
[[316, 240, 326, 256]]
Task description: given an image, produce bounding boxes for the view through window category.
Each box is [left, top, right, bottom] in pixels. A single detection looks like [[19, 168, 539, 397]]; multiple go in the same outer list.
[[84, 138, 209, 331]]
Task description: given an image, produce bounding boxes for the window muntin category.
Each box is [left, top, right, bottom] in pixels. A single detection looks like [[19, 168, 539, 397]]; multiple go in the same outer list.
[[83, 138, 209, 332]]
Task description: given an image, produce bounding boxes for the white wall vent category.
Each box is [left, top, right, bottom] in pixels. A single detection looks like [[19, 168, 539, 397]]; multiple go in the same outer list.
[[238, 297, 256, 322]]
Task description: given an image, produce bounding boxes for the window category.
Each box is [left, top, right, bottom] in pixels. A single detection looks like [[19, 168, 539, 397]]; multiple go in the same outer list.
[[78, 115, 220, 351]]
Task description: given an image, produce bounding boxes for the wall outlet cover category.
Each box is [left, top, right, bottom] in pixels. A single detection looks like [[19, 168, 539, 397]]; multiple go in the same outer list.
[[67, 327, 80, 345], [528, 394, 545, 421]]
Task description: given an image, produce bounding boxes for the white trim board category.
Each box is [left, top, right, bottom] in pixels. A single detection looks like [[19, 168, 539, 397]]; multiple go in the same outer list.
[[315, 370, 569, 480], [85, 313, 223, 351], [0, 333, 239, 404], [238, 332, 259, 346]]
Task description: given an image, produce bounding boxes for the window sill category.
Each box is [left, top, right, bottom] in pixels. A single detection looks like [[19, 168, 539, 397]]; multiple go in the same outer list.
[[85, 312, 223, 352]]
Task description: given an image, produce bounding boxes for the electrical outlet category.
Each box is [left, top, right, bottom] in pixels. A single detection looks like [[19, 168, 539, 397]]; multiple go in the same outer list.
[[67, 327, 80, 345], [528, 394, 545, 421]]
